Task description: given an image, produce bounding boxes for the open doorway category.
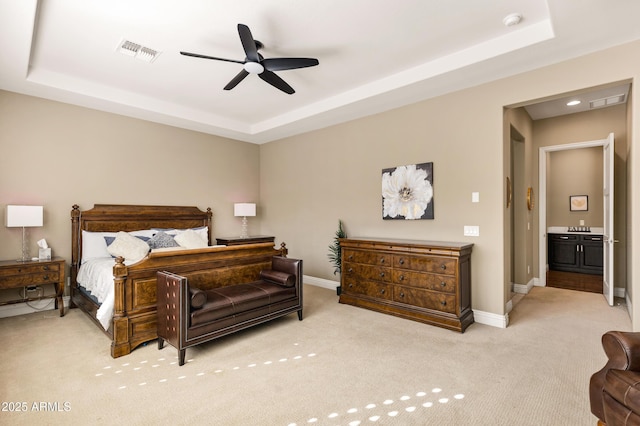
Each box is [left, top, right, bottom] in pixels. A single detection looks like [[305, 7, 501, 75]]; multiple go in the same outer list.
[[506, 81, 630, 316], [538, 139, 610, 300]]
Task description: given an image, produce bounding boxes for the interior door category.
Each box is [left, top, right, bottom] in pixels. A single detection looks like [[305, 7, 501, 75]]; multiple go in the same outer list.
[[603, 132, 615, 305]]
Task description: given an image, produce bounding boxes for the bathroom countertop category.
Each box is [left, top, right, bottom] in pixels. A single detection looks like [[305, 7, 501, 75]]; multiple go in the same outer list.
[[547, 226, 604, 235]]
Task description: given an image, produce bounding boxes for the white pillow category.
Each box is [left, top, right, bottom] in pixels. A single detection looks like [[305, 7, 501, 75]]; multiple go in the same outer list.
[[174, 229, 208, 249], [81, 230, 117, 263], [153, 226, 208, 242], [107, 231, 150, 263]]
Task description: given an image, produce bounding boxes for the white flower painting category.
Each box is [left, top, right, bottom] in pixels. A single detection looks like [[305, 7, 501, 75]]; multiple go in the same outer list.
[[382, 162, 434, 220]]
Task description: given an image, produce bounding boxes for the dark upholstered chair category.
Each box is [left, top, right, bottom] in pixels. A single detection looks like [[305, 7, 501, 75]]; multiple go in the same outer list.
[[590, 331, 640, 425]]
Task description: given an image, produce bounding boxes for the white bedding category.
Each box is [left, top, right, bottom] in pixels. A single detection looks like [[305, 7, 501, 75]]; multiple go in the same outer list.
[[77, 257, 135, 330]]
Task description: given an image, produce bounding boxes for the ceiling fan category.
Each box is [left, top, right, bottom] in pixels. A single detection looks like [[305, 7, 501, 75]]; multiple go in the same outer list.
[[180, 23, 319, 95]]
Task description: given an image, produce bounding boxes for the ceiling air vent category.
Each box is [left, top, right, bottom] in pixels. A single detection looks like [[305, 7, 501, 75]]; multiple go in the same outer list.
[[590, 94, 626, 109], [116, 39, 161, 63]]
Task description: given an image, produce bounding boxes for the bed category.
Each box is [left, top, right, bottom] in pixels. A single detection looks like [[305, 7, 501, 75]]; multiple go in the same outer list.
[[70, 204, 287, 359]]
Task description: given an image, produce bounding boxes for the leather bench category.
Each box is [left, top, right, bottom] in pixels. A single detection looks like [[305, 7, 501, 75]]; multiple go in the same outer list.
[[157, 256, 303, 365]]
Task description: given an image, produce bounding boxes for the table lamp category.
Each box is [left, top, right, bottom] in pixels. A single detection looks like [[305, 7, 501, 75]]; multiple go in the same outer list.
[[234, 203, 256, 239], [6, 205, 44, 262]]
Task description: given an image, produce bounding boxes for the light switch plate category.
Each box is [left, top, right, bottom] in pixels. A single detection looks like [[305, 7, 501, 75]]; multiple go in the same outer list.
[[464, 225, 480, 236], [472, 192, 480, 203]]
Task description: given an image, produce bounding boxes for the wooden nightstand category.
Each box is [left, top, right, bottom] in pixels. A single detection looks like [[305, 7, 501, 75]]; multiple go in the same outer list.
[[216, 236, 275, 246], [0, 257, 66, 317]]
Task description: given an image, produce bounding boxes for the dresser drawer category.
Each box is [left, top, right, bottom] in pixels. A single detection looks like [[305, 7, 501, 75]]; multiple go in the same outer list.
[[394, 287, 456, 314], [343, 249, 391, 266], [342, 279, 392, 300], [393, 255, 456, 275], [392, 270, 456, 293], [343, 262, 392, 282]]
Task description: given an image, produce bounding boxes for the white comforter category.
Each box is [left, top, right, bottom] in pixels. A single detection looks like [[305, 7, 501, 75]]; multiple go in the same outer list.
[[77, 257, 134, 330]]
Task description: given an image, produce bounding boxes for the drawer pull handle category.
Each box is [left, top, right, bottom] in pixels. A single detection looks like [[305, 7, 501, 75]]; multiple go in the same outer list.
[[440, 281, 446, 287], [399, 292, 405, 298], [43, 275, 49, 280], [399, 258, 405, 265], [380, 258, 385, 264], [348, 283, 353, 288], [440, 264, 447, 270], [441, 301, 447, 306], [43, 266, 50, 271], [399, 275, 405, 281], [379, 272, 385, 277], [348, 255, 353, 261], [380, 289, 385, 294], [348, 268, 353, 273], [560, 236, 569, 240]]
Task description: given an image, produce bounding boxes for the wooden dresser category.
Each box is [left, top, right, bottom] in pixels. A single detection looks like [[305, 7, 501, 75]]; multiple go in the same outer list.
[[339, 238, 473, 332]]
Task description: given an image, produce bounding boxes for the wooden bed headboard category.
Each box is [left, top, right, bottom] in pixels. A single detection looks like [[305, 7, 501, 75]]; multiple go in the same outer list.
[[70, 204, 212, 282]]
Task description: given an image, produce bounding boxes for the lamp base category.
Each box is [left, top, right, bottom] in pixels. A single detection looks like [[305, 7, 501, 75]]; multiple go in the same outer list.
[[239, 216, 249, 239], [18, 226, 32, 262]]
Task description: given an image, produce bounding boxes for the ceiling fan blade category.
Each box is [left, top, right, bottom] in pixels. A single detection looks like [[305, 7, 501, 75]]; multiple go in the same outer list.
[[180, 51, 244, 65], [237, 24, 260, 62], [259, 70, 295, 94], [262, 57, 319, 72], [224, 69, 250, 90]]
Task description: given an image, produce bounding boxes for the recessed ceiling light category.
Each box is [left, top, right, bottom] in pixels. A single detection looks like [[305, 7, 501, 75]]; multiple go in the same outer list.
[[503, 13, 522, 27], [566, 100, 581, 106]]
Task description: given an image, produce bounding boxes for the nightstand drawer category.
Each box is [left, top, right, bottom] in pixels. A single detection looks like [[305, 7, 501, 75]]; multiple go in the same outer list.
[[0, 262, 60, 277], [0, 272, 60, 288]]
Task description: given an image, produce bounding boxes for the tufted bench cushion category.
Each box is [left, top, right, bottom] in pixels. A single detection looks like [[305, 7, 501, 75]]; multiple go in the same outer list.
[[190, 281, 296, 327]]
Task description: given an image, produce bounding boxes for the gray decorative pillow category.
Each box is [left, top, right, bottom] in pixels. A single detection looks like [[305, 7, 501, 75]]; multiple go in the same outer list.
[[148, 231, 180, 249]]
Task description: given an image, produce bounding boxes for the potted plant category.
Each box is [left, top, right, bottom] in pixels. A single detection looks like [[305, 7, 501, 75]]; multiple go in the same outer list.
[[328, 220, 347, 295]]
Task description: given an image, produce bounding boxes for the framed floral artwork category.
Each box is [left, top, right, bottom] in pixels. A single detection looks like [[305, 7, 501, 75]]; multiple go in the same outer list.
[[382, 162, 434, 220]]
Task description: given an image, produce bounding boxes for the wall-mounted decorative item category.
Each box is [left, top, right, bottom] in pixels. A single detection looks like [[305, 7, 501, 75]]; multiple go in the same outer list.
[[506, 177, 512, 208], [527, 186, 535, 210], [382, 162, 433, 220], [570, 195, 588, 211]]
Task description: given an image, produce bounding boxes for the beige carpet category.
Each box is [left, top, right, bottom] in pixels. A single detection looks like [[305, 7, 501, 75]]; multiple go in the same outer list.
[[0, 284, 631, 425]]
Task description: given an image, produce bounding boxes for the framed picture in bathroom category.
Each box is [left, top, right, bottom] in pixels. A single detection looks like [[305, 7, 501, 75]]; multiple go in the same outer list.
[[570, 195, 588, 211]]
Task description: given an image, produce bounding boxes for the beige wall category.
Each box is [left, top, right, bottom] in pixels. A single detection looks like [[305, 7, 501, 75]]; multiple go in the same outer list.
[[261, 40, 640, 322], [505, 108, 534, 290], [0, 91, 261, 271], [260, 90, 504, 314], [547, 147, 604, 227]]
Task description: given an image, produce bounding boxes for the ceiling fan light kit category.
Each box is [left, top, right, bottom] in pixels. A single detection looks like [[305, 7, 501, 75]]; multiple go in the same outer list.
[[181, 23, 319, 94]]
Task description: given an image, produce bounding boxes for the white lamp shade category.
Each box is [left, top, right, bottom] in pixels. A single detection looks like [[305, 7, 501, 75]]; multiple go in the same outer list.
[[6, 205, 43, 227], [234, 203, 256, 217]]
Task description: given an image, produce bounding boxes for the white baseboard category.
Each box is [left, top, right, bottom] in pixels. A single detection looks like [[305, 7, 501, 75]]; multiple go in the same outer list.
[[473, 309, 508, 328], [304, 275, 339, 291], [626, 292, 633, 318], [0, 296, 70, 318]]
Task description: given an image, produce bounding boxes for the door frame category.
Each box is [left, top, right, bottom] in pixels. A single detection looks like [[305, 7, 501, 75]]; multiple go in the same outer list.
[[538, 137, 611, 289]]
